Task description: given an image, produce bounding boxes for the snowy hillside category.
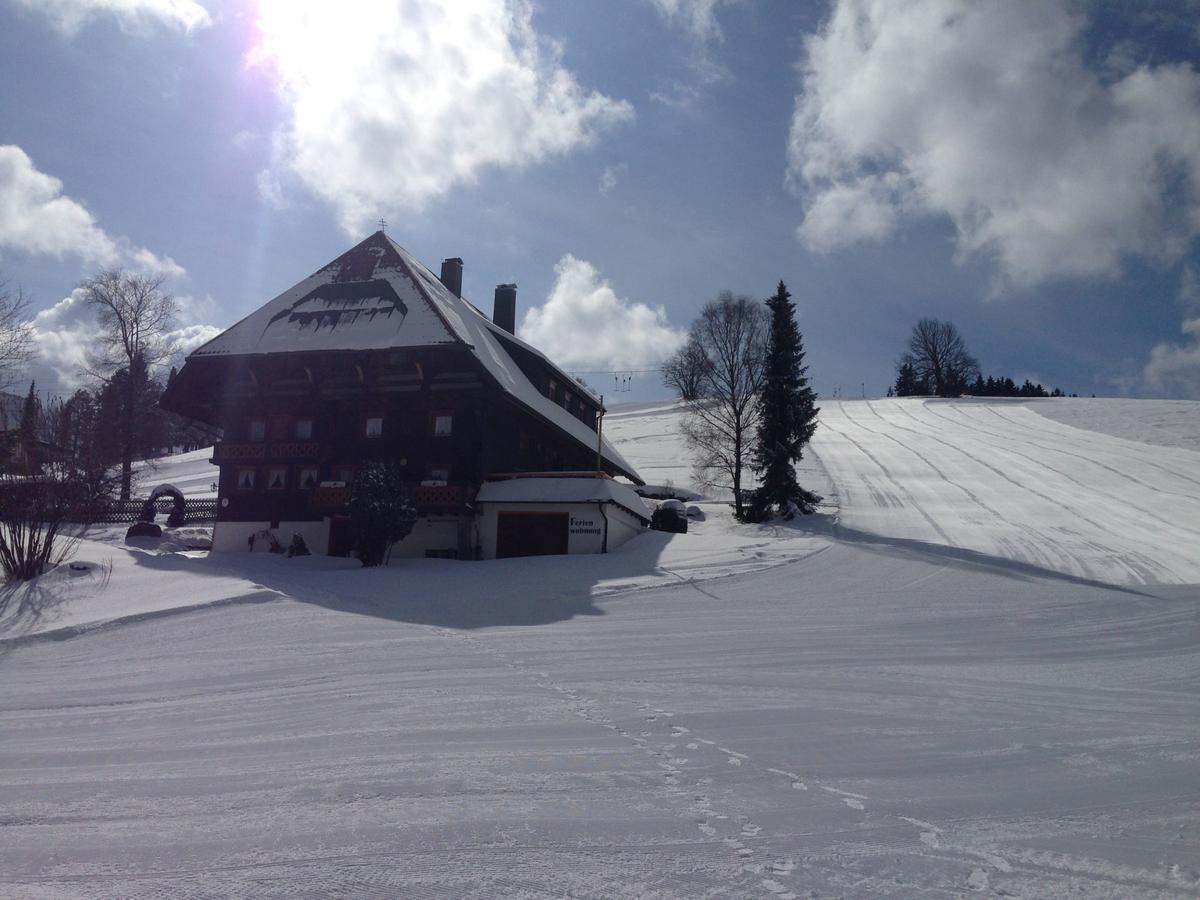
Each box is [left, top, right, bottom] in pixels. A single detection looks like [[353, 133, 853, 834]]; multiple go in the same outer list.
[[812, 398, 1200, 585], [2, 398, 1198, 898]]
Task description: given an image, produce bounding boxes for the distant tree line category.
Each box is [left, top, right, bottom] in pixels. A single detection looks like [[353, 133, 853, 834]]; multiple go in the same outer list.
[[890, 318, 1071, 398]]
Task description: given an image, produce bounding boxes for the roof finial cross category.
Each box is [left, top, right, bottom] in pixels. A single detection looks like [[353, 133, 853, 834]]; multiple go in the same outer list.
[[378, 217, 387, 234]]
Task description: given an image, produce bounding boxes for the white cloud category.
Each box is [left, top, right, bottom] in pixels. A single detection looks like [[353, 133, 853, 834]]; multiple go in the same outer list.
[[29, 291, 221, 393], [0, 145, 118, 264], [12, 0, 211, 34], [1143, 318, 1200, 399], [519, 255, 685, 370], [648, 0, 731, 43], [1141, 264, 1200, 399], [167, 322, 222, 364], [789, 0, 1200, 286], [797, 176, 901, 253], [251, 0, 634, 234], [0, 145, 184, 277], [647, 0, 740, 108], [598, 164, 626, 196], [28, 290, 96, 391]]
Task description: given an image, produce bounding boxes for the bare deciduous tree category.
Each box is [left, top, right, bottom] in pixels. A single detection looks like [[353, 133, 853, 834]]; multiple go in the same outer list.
[[680, 292, 766, 519], [0, 278, 34, 391], [79, 269, 178, 499], [661, 335, 709, 401], [899, 318, 979, 397]]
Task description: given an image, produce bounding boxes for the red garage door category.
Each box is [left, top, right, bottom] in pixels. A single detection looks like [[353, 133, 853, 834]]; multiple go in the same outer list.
[[496, 511, 569, 559]]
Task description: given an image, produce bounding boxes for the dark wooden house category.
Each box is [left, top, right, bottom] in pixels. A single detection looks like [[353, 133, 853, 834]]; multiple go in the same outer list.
[[160, 232, 642, 557]]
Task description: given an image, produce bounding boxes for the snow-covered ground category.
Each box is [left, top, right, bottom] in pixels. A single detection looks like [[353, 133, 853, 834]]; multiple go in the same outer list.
[[2, 398, 1198, 898], [131, 447, 218, 498], [814, 398, 1200, 585]]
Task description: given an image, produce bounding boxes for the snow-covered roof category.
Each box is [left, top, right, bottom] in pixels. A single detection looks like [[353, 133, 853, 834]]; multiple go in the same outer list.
[[185, 232, 639, 482], [475, 477, 652, 522]]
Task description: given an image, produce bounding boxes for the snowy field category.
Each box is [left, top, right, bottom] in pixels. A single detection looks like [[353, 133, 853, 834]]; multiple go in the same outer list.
[[2, 398, 1199, 897], [814, 399, 1200, 585]]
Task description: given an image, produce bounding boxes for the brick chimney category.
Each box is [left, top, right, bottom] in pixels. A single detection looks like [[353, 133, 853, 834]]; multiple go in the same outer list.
[[439, 257, 463, 298], [493, 284, 517, 334]]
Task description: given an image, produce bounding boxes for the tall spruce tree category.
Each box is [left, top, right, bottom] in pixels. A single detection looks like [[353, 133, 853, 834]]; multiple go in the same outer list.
[[749, 281, 820, 519], [18, 380, 41, 475]]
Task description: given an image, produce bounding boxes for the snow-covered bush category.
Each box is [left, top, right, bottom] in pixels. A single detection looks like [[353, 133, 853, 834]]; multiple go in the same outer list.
[[348, 462, 418, 567]]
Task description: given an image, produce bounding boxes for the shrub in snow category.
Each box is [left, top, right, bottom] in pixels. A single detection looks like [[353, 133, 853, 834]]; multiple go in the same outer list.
[[686, 505, 704, 520], [349, 462, 418, 567], [126, 521, 163, 540], [0, 476, 92, 581], [287, 533, 311, 558], [651, 506, 688, 534]]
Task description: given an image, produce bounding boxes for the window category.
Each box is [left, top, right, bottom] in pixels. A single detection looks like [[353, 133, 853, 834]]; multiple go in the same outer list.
[[298, 466, 319, 489], [333, 465, 355, 485], [294, 419, 313, 440], [236, 467, 256, 490], [269, 415, 289, 441], [432, 411, 453, 437], [426, 465, 450, 485], [564, 390, 574, 411], [548, 378, 557, 401], [266, 466, 287, 491], [365, 417, 383, 438], [247, 419, 265, 442]]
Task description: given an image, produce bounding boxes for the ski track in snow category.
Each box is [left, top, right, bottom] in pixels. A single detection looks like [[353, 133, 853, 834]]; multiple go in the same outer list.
[[811, 399, 1200, 585]]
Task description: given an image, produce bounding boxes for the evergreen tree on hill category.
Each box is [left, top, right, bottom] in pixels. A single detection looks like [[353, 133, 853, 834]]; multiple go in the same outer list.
[[749, 281, 820, 519]]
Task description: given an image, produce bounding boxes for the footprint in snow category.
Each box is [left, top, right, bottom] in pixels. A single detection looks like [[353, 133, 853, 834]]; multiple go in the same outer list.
[[760, 879, 795, 898], [967, 868, 989, 892]]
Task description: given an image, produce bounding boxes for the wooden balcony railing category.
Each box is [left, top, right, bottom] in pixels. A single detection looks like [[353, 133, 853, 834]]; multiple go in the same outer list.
[[213, 442, 265, 461], [311, 482, 469, 512], [214, 441, 321, 462], [270, 441, 321, 460]]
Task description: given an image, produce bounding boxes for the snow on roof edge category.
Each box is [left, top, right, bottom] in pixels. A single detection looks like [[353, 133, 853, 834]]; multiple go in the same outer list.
[[475, 477, 652, 522]]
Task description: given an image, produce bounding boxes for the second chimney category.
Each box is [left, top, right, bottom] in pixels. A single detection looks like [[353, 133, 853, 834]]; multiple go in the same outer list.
[[493, 284, 517, 334], [439, 257, 463, 298]]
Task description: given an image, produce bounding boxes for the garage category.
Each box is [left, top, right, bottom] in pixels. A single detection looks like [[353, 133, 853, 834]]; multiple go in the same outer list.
[[495, 511, 569, 559], [475, 474, 652, 560]]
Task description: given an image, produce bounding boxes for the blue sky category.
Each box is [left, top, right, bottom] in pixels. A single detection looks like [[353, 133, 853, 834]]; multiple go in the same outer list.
[[2, 0, 1199, 402]]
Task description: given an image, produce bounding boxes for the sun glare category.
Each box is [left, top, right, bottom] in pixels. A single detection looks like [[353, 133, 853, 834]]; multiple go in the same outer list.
[[250, 0, 392, 89]]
